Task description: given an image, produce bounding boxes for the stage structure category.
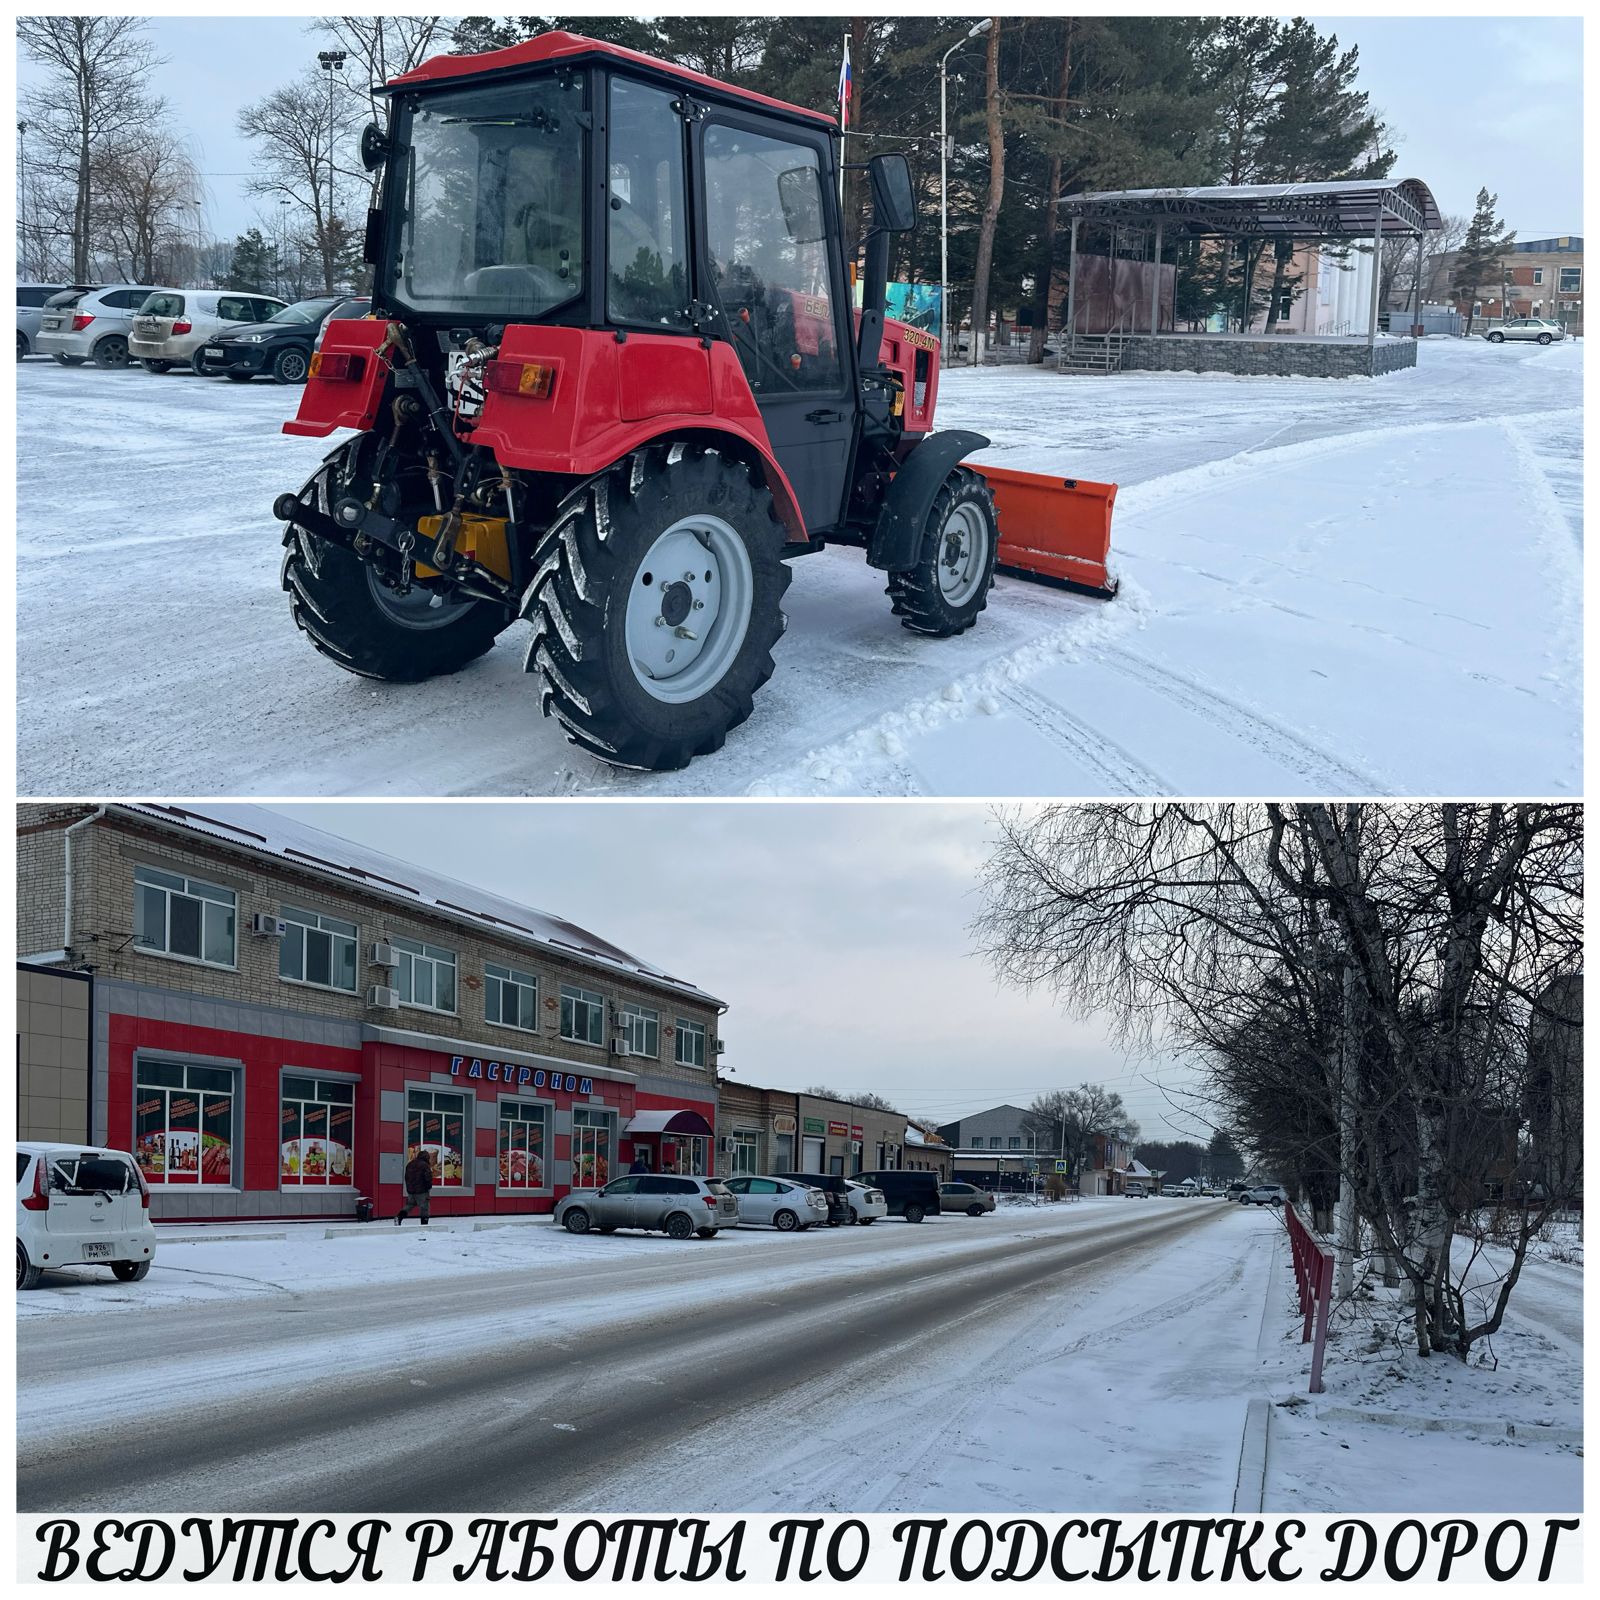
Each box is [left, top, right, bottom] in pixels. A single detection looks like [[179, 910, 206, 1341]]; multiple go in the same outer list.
[[1057, 178, 1443, 378]]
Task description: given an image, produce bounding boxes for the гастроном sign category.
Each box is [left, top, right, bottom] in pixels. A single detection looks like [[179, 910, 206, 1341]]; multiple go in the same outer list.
[[449, 1056, 593, 1094]]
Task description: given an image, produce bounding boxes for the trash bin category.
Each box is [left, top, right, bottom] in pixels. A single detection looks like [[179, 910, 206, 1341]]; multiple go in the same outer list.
[[355, 1196, 375, 1223]]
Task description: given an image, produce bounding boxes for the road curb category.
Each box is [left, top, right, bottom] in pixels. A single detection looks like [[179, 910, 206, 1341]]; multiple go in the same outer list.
[[1316, 1404, 1583, 1447], [1233, 1397, 1270, 1512]]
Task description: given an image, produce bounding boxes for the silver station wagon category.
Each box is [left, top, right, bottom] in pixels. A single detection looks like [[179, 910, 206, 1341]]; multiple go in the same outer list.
[[554, 1174, 738, 1239]]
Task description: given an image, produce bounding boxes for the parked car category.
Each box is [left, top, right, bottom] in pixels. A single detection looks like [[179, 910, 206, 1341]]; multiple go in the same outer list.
[[939, 1181, 996, 1216], [1125, 1182, 1149, 1198], [129, 289, 287, 373], [1240, 1184, 1287, 1207], [842, 1180, 887, 1225], [17, 282, 74, 360], [313, 296, 374, 351], [855, 1169, 942, 1223], [1486, 318, 1565, 345], [17, 1142, 156, 1290], [770, 1171, 853, 1227], [34, 284, 168, 368], [721, 1175, 830, 1231], [194, 294, 371, 384], [553, 1174, 737, 1239]]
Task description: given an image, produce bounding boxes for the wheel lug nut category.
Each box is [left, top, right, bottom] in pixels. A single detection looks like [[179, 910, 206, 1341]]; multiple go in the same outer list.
[[693, 599, 704, 610], [683, 571, 695, 582]]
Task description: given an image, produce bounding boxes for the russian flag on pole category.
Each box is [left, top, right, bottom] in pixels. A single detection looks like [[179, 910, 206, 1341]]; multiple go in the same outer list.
[[837, 37, 852, 130]]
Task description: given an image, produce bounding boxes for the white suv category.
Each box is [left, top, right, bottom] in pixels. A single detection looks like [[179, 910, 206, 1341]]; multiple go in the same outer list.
[[17, 1142, 157, 1289]]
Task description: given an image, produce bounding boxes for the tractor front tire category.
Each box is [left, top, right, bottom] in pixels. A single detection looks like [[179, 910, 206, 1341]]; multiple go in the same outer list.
[[281, 442, 510, 683], [523, 444, 790, 771], [886, 467, 998, 638]]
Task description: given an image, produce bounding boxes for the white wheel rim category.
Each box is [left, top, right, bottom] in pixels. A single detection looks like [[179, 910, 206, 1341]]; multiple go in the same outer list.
[[937, 501, 989, 606], [624, 515, 753, 704]]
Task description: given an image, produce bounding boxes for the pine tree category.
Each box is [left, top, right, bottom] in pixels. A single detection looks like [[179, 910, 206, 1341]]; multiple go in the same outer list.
[[225, 227, 277, 294], [1207, 1128, 1245, 1182], [1451, 188, 1516, 334]]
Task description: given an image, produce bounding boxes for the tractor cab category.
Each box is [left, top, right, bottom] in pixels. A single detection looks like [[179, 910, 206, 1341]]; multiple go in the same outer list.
[[274, 31, 1115, 774], [359, 33, 887, 534]]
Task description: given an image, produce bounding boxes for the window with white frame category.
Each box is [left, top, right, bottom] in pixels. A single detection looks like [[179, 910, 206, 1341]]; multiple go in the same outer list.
[[135, 1059, 236, 1184], [1557, 266, 1581, 294], [280, 1074, 356, 1185], [674, 1017, 706, 1068], [392, 936, 457, 1013], [280, 906, 358, 992], [1532, 267, 1545, 285], [572, 1105, 615, 1186], [406, 1086, 467, 1186], [730, 1129, 761, 1176], [560, 983, 605, 1046], [498, 1098, 550, 1189], [620, 1002, 659, 1057], [485, 962, 538, 1031], [134, 864, 236, 968]]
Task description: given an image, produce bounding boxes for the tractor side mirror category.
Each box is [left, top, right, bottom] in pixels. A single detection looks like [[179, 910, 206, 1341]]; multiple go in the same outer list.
[[360, 121, 390, 172], [776, 166, 825, 244], [867, 153, 916, 233]]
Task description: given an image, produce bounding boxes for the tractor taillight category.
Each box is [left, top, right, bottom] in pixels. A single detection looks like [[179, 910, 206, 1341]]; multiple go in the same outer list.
[[309, 351, 366, 382], [71, 313, 94, 331], [484, 360, 555, 399], [170, 318, 192, 335]]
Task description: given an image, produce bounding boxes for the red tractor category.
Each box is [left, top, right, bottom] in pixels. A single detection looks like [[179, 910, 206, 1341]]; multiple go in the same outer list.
[[274, 31, 1116, 771]]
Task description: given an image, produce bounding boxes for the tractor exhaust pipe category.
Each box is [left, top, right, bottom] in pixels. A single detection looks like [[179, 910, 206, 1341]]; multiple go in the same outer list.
[[857, 226, 891, 369]]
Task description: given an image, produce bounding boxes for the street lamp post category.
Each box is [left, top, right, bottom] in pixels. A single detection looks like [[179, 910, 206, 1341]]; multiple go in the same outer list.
[[278, 196, 294, 299], [18, 120, 29, 280], [939, 18, 991, 363], [317, 49, 348, 290]]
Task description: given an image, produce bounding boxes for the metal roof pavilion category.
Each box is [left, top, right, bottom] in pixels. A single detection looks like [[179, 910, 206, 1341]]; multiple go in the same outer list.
[[1060, 178, 1442, 240]]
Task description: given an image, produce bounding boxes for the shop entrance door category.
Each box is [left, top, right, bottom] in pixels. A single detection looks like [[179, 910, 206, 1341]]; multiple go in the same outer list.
[[802, 1136, 825, 1169]]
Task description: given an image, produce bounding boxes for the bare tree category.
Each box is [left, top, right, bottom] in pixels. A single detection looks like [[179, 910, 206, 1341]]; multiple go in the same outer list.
[[18, 16, 166, 280], [966, 18, 1005, 365], [238, 69, 363, 293], [1022, 1083, 1140, 1182], [92, 122, 202, 283]]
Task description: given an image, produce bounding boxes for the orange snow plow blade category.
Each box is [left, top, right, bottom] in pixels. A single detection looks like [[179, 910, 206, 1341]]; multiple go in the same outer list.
[[973, 465, 1118, 598]]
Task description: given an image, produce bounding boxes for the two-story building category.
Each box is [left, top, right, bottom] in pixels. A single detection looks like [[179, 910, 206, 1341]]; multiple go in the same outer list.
[[17, 803, 727, 1223]]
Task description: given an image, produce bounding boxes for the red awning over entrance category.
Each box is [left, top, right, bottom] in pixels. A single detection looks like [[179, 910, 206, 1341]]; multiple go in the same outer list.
[[624, 1109, 714, 1137]]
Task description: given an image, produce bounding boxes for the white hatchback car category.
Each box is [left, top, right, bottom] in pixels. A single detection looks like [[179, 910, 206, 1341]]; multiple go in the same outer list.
[[17, 1142, 157, 1289], [129, 289, 287, 373], [843, 1180, 888, 1224]]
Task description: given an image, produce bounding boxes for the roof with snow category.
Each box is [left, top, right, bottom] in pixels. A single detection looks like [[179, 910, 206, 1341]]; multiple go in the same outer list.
[[114, 804, 723, 1008], [1061, 178, 1442, 238]]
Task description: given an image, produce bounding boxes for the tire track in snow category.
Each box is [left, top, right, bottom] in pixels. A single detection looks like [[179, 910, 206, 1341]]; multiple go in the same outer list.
[[998, 685, 1173, 794], [1096, 645, 1387, 794]]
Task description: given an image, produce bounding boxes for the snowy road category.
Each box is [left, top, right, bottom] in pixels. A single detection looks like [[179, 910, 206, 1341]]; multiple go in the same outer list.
[[17, 338, 1580, 797], [17, 1198, 1263, 1514]]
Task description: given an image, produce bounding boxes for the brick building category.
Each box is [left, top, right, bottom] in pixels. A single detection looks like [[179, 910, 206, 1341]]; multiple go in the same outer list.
[[17, 803, 726, 1222], [713, 1081, 914, 1179], [1445, 235, 1584, 332]]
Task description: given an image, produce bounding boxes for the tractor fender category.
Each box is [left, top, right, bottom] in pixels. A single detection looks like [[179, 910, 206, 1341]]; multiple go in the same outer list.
[[867, 428, 991, 572]]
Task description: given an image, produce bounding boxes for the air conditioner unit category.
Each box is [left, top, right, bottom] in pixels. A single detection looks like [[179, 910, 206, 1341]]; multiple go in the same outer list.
[[370, 941, 398, 967], [714, 1039, 726, 1054], [366, 985, 399, 1010], [251, 913, 288, 938], [850, 1141, 862, 1155], [718, 1136, 733, 1153], [612, 1037, 633, 1057]]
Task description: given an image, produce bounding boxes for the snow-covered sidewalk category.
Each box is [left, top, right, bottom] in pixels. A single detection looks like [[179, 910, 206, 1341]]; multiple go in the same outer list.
[[16, 337, 1581, 797]]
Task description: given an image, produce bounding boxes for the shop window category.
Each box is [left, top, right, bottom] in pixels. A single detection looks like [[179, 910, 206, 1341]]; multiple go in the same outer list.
[[829, 1154, 844, 1176], [731, 1129, 761, 1176], [393, 936, 457, 1014], [560, 984, 605, 1046], [572, 1105, 615, 1188], [620, 1002, 659, 1057], [133, 864, 236, 968], [674, 1017, 707, 1069], [135, 1059, 236, 1185], [498, 1098, 550, 1190], [281, 1075, 356, 1185], [664, 1133, 709, 1176], [485, 962, 538, 1032], [406, 1087, 468, 1187], [280, 906, 358, 992]]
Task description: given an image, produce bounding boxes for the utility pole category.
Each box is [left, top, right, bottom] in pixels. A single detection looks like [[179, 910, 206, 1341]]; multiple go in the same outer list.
[[17, 120, 28, 280], [939, 18, 991, 362], [318, 49, 348, 290]]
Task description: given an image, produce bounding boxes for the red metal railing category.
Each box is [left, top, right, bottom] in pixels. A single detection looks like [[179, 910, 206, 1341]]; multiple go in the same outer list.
[[1284, 1202, 1335, 1393]]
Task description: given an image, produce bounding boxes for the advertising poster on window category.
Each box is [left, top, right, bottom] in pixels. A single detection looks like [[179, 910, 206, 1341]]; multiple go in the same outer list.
[[201, 1094, 233, 1184], [327, 1102, 354, 1184], [136, 1095, 166, 1179], [499, 1121, 545, 1190], [167, 1094, 200, 1183], [409, 1108, 465, 1186]]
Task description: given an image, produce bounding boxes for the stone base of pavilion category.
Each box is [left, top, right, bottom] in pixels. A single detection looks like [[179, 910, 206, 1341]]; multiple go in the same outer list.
[[1113, 331, 1418, 378]]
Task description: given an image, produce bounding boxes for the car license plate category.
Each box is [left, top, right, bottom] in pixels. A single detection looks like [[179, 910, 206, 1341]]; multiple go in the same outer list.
[[81, 1242, 112, 1259], [203, 347, 223, 359], [43, 318, 60, 331]]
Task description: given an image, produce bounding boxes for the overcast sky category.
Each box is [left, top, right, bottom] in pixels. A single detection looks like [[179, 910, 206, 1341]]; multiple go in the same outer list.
[[258, 801, 1203, 1145], [17, 14, 1583, 246]]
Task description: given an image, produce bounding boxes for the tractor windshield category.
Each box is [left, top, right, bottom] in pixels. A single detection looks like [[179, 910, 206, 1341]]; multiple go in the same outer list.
[[390, 77, 585, 321]]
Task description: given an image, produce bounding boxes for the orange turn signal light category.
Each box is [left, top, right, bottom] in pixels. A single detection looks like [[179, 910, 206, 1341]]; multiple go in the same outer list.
[[309, 351, 366, 382], [484, 360, 556, 399]]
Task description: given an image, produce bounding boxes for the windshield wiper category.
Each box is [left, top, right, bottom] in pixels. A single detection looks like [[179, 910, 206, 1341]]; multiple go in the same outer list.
[[440, 112, 559, 132]]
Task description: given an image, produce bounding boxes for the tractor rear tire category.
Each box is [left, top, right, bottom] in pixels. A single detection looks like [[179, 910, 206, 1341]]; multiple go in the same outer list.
[[281, 441, 511, 683], [886, 467, 998, 638], [523, 444, 790, 770]]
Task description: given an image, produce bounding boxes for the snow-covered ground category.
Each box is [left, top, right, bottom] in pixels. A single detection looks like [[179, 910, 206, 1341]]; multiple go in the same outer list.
[[16, 337, 1580, 797]]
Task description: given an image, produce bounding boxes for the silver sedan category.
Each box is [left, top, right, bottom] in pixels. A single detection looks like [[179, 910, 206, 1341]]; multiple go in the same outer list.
[[722, 1175, 831, 1231], [554, 1174, 738, 1239]]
